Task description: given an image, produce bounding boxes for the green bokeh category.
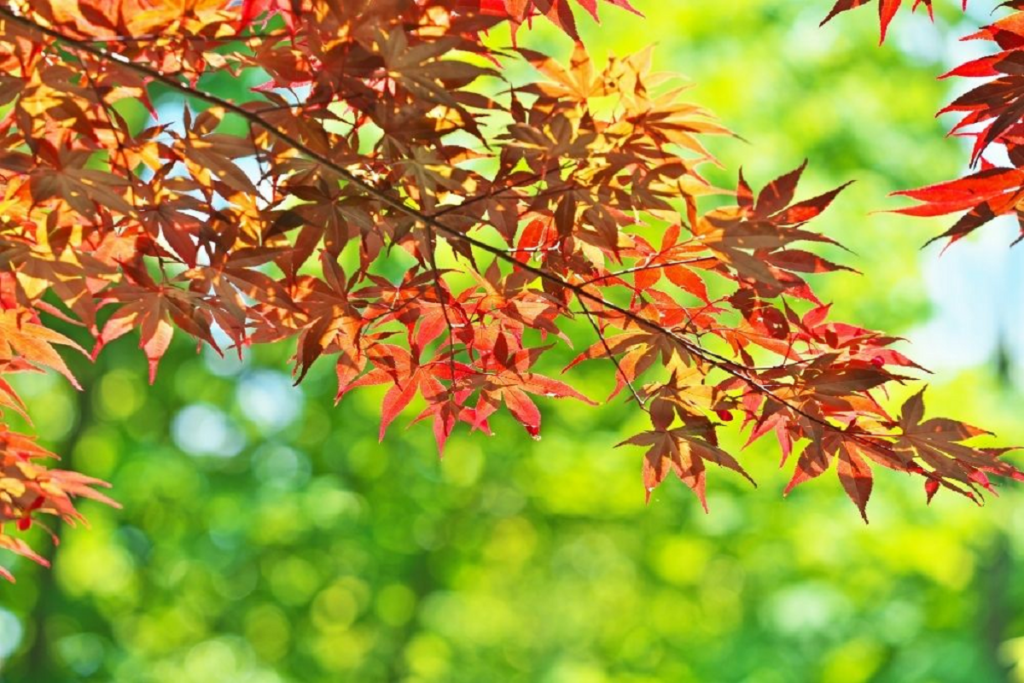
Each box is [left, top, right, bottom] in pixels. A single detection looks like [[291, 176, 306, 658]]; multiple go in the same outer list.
[[1, 3, 1022, 682]]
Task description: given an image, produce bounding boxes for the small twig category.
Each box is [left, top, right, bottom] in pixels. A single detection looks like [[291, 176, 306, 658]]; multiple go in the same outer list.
[[578, 294, 648, 409], [80, 30, 289, 45], [580, 257, 714, 287]]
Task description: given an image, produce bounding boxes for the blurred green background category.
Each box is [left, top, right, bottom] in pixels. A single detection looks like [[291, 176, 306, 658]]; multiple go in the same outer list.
[[2, 2, 1024, 682]]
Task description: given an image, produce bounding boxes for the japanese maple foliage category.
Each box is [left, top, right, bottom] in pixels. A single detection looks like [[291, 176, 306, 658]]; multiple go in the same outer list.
[[823, 1, 1024, 246], [458, 0, 642, 40], [891, 2, 1024, 246], [0, 0, 1019, 579], [821, 0, 960, 44]]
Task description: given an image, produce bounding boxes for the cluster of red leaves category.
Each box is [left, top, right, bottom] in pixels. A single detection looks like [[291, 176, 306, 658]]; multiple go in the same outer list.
[[458, 0, 641, 40], [822, 1, 1024, 246], [888, 2, 1024, 246], [0, 0, 1019, 578], [822, 0, 957, 44]]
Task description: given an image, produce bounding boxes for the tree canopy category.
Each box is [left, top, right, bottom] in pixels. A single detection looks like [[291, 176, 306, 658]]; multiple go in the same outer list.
[[0, 0, 1021, 582]]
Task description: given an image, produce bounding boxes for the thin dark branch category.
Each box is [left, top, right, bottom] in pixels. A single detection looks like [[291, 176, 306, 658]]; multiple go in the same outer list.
[[421, 229, 460, 412], [428, 165, 570, 220], [580, 257, 715, 287], [578, 295, 647, 409], [81, 30, 289, 45]]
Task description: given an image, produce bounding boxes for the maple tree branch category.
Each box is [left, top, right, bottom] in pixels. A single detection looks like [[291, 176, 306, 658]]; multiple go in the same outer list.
[[81, 61, 142, 213], [81, 30, 289, 45], [0, 8, 883, 443], [251, 96, 340, 115], [427, 165, 569, 220], [579, 257, 714, 287], [248, 84, 393, 117], [421, 228, 460, 404], [578, 294, 647, 410]]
